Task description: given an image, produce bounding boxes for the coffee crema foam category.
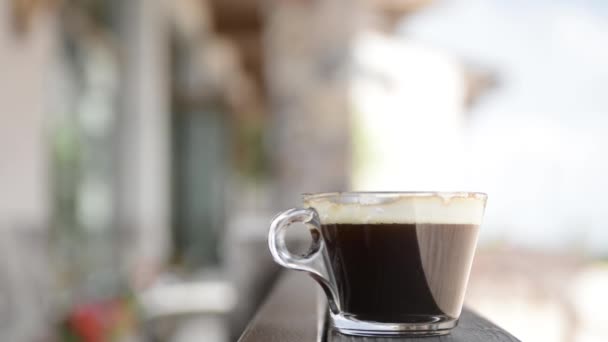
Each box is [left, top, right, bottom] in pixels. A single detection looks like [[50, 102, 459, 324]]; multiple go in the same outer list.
[[303, 193, 486, 225]]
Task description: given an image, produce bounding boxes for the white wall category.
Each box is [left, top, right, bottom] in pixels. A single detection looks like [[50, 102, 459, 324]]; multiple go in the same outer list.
[[0, 3, 53, 227], [0, 3, 55, 341]]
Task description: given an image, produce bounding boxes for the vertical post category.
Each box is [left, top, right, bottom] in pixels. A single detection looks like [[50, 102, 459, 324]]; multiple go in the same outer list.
[[265, 0, 364, 205], [116, 0, 171, 284]]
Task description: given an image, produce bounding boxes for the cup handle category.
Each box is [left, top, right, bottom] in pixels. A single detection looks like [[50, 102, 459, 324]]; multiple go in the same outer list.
[[268, 208, 340, 313]]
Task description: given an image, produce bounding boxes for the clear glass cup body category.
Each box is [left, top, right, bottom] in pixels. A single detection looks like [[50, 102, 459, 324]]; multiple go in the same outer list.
[[269, 192, 487, 336]]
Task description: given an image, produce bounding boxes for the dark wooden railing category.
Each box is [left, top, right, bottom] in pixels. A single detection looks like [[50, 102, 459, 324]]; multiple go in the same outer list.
[[239, 272, 520, 342]]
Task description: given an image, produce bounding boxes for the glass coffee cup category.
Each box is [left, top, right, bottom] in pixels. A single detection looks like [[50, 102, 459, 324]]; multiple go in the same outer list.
[[268, 192, 487, 336]]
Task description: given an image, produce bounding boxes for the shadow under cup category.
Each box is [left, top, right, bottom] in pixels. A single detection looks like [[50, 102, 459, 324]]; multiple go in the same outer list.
[[269, 192, 487, 336]]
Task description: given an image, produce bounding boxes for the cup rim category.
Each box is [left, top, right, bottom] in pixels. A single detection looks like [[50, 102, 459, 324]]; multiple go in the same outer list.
[[302, 191, 487, 201]]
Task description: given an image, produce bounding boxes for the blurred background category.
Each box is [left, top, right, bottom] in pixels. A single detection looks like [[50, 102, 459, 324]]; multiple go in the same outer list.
[[1, 0, 607, 341]]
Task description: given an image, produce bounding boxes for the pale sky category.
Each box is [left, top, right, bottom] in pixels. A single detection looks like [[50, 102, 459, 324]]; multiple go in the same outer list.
[[401, 0, 608, 254], [352, 0, 608, 254]]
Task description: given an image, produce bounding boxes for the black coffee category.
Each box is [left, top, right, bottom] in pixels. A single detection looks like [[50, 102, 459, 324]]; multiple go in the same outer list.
[[320, 223, 479, 323]]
